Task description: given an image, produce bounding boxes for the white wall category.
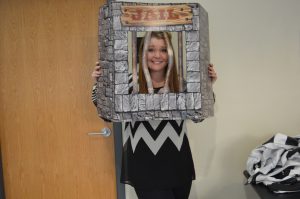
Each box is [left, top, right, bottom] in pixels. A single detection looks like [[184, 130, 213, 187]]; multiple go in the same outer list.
[[121, 0, 300, 198]]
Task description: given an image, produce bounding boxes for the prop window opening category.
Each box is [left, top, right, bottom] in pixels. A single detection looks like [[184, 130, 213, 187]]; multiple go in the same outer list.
[[128, 31, 187, 94]]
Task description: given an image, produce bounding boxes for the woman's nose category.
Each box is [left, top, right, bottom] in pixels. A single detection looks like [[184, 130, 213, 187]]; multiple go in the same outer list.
[[154, 50, 160, 58]]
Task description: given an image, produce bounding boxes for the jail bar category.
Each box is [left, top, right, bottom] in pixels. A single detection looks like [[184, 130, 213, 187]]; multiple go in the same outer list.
[[131, 32, 138, 93], [162, 32, 173, 93], [178, 32, 184, 92], [142, 32, 154, 94]]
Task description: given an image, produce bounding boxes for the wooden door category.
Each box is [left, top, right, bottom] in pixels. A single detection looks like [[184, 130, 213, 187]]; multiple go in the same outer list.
[[0, 0, 117, 198]]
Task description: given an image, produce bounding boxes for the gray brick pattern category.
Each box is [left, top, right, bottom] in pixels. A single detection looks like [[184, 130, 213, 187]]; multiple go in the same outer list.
[[96, 0, 214, 121]]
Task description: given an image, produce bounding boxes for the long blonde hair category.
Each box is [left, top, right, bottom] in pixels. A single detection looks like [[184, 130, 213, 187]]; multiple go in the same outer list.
[[138, 31, 179, 94]]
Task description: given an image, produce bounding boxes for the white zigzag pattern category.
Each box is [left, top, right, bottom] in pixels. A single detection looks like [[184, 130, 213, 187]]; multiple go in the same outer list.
[[123, 120, 187, 155]]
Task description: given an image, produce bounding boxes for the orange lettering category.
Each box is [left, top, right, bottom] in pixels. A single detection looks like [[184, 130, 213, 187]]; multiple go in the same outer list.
[[131, 9, 143, 20], [158, 9, 166, 20], [144, 9, 157, 21], [167, 9, 179, 20]]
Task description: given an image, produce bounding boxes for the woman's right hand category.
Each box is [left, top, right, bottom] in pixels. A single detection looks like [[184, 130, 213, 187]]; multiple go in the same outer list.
[[91, 62, 101, 82]]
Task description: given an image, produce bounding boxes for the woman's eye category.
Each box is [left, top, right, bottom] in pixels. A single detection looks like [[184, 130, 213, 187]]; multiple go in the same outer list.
[[161, 48, 167, 53], [148, 48, 154, 52]]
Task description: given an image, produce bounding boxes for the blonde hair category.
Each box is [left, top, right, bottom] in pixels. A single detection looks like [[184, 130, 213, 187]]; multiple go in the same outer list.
[[138, 31, 179, 94]]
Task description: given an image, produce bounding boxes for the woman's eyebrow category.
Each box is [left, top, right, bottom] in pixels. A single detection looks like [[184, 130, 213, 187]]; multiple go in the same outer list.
[[148, 45, 167, 48]]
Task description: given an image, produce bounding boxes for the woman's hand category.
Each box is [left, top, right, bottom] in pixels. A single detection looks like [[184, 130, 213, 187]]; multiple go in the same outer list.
[[91, 62, 101, 82], [208, 64, 217, 84]]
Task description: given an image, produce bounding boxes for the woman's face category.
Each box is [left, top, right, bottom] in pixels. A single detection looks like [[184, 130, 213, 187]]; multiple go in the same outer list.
[[146, 37, 168, 74]]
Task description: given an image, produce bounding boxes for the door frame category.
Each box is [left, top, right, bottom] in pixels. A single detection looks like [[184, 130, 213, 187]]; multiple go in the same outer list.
[[114, 123, 125, 199]]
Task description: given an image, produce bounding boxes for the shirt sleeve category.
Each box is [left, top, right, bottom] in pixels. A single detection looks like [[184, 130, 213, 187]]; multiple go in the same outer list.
[[91, 83, 97, 106], [91, 83, 112, 122]]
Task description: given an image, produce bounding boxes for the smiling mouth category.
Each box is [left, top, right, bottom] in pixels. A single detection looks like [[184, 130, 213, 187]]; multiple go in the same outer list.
[[152, 61, 164, 64]]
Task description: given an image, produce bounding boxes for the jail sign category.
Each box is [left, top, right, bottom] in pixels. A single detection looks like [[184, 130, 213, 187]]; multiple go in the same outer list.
[[121, 5, 193, 26]]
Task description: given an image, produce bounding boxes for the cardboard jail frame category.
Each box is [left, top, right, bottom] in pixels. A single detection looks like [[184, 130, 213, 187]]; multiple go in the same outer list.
[[96, 0, 214, 122]]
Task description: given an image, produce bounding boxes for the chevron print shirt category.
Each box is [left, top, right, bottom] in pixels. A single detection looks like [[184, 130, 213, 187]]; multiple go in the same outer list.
[[121, 119, 195, 189], [92, 81, 196, 189]]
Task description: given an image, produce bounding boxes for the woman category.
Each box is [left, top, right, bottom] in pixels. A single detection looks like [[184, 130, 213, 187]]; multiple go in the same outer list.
[[92, 31, 217, 199]]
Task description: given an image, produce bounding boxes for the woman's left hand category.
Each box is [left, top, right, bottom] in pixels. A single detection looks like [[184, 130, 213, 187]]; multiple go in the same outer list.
[[208, 64, 217, 84]]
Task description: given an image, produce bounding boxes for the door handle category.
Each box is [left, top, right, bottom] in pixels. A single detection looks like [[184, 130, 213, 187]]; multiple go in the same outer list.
[[88, 127, 111, 137]]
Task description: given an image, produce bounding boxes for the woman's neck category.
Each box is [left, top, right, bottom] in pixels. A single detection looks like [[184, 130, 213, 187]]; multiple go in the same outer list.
[[150, 71, 165, 88]]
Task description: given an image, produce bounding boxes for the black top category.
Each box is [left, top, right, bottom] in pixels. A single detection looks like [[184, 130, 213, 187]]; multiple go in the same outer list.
[[121, 120, 195, 189]]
